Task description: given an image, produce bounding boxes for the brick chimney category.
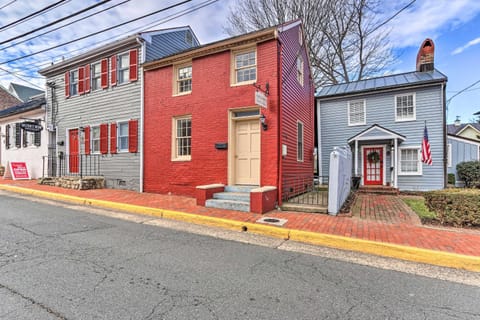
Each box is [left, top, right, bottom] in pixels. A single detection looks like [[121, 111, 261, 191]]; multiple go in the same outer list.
[[416, 38, 434, 72]]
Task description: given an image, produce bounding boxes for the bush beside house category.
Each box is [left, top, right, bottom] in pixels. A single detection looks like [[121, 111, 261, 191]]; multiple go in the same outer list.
[[456, 161, 480, 188]]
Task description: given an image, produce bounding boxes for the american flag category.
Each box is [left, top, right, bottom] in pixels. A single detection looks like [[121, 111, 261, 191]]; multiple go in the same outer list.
[[421, 124, 432, 165]]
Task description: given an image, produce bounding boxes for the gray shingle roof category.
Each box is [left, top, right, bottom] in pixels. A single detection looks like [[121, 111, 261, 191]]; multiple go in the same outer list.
[[9, 83, 44, 102], [0, 97, 45, 118], [316, 69, 447, 98], [447, 123, 480, 135]]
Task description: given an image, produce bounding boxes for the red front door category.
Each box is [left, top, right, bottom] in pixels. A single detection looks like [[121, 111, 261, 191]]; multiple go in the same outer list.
[[363, 147, 383, 185], [69, 129, 79, 173]]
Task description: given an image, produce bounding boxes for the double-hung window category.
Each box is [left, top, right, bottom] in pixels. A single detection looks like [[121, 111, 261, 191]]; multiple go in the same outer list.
[[118, 53, 130, 84], [297, 121, 304, 162], [175, 64, 192, 95], [118, 122, 129, 152], [296, 56, 304, 86], [70, 70, 78, 96], [233, 48, 256, 84], [399, 147, 422, 175], [91, 62, 102, 91], [348, 100, 366, 126], [91, 126, 101, 153], [172, 116, 191, 161], [395, 93, 416, 121]]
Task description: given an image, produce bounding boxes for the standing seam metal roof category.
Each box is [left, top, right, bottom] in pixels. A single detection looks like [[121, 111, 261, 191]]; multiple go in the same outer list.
[[316, 69, 447, 98]]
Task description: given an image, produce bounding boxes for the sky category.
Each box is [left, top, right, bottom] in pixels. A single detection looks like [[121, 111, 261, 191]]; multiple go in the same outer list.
[[0, 0, 479, 124]]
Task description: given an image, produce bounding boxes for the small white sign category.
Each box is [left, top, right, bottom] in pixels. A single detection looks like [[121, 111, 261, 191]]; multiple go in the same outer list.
[[255, 91, 268, 108]]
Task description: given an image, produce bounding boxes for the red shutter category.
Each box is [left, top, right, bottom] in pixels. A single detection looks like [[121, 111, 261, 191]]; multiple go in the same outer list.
[[128, 119, 138, 153], [110, 122, 117, 154], [84, 64, 91, 93], [100, 123, 108, 154], [78, 67, 85, 94], [101, 59, 108, 89], [110, 55, 117, 86], [129, 49, 138, 82], [84, 126, 90, 155], [65, 71, 70, 98]]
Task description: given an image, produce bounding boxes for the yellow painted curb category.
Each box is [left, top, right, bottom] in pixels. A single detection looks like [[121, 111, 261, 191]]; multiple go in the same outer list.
[[2, 184, 479, 272], [289, 229, 480, 272]]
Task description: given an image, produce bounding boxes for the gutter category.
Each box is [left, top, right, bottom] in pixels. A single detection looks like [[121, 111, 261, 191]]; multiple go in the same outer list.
[[137, 36, 145, 193]]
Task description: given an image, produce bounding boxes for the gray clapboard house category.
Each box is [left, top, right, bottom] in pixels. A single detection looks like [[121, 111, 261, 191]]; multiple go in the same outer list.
[[39, 27, 199, 191], [316, 39, 448, 191]]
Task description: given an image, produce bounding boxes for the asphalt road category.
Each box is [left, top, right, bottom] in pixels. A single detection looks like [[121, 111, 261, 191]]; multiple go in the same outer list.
[[0, 192, 479, 320]]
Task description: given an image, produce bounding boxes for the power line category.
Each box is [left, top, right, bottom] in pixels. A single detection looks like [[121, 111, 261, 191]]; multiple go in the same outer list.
[[0, 0, 16, 11], [0, 0, 130, 51], [366, 0, 416, 37], [0, 67, 43, 89], [0, 0, 192, 67], [0, 0, 112, 46], [0, 0, 217, 75], [0, 0, 69, 32], [447, 79, 480, 107]]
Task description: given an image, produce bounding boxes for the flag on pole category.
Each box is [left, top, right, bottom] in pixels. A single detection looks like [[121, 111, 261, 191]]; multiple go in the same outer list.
[[421, 124, 432, 165]]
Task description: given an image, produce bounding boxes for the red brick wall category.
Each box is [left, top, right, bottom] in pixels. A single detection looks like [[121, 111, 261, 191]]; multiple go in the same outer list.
[[143, 41, 280, 196]]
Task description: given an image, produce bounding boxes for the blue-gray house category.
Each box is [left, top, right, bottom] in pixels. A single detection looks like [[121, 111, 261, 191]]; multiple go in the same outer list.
[[316, 39, 448, 191], [446, 123, 480, 185]]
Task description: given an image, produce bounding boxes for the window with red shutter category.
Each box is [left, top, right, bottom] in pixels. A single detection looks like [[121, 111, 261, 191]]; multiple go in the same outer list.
[[84, 126, 90, 154], [65, 71, 70, 97], [110, 55, 117, 86], [128, 119, 138, 153], [129, 49, 138, 82], [101, 59, 108, 89], [78, 67, 85, 94], [100, 123, 108, 154], [110, 122, 117, 154], [85, 64, 91, 93]]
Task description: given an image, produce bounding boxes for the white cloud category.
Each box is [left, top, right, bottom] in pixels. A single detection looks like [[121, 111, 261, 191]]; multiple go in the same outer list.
[[451, 37, 480, 55], [385, 0, 480, 48]]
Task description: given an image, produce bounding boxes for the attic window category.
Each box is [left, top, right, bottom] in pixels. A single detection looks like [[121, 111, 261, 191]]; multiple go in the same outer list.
[[185, 32, 193, 46]]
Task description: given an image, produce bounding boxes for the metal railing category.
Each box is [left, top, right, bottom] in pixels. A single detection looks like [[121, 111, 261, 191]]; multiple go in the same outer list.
[[282, 174, 329, 206], [42, 154, 102, 178]]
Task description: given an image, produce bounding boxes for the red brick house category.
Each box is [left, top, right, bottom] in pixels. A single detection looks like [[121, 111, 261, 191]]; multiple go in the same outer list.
[[143, 20, 314, 213]]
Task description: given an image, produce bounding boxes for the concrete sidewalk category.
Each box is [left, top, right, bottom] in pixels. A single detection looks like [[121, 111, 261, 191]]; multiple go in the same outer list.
[[1, 179, 479, 272]]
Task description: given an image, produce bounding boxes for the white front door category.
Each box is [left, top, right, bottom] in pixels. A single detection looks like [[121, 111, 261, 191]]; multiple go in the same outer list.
[[234, 119, 260, 185]]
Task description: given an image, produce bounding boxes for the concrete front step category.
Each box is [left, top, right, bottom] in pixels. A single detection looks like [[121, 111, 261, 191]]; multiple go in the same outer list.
[[358, 187, 399, 195], [213, 191, 250, 202], [205, 198, 250, 212], [224, 185, 258, 193]]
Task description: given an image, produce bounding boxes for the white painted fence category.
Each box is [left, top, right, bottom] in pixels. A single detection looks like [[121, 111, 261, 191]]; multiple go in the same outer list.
[[328, 146, 352, 215]]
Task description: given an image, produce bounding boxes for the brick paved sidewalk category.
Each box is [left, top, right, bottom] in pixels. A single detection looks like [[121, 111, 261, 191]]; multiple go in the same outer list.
[[1, 179, 480, 257]]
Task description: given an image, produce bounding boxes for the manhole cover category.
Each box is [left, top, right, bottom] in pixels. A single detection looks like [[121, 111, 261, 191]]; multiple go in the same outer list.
[[256, 217, 288, 226]]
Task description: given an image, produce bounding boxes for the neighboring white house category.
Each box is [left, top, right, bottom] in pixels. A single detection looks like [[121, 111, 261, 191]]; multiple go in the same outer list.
[[0, 96, 47, 179]]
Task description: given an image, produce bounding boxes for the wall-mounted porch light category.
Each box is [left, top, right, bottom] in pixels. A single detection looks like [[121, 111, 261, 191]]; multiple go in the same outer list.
[[259, 113, 268, 131]]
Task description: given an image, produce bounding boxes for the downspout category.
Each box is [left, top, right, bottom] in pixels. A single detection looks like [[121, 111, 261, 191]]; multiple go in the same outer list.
[[276, 32, 283, 207], [317, 100, 322, 179], [442, 81, 447, 188], [137, 37, 145, 193]]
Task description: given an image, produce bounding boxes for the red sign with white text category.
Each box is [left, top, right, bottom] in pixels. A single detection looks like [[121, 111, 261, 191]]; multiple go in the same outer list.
[[10, 162, 30, 180]]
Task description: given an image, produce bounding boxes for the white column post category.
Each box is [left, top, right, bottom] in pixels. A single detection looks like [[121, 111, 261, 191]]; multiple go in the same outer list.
[[354, 139, 358, 176], [394, 138, 398, 188]]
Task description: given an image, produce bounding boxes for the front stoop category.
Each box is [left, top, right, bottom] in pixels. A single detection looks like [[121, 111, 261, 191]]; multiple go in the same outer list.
[[358, 186, 399, 195], [205, 185, 257, 212]]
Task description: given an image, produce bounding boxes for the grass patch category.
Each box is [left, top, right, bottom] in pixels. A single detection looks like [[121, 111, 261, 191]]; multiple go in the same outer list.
[[403, 197, 437, 222]]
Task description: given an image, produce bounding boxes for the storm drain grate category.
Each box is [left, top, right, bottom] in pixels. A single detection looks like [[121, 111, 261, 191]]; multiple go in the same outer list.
[[256, 217, 288, 226]]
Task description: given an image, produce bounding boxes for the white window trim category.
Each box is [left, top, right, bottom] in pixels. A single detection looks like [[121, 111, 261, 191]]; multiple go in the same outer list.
[[90, 124, 102, 154], [117, 51, 130, 85], [394, 93, 416, 122], [172, 115, 192, 161], [231, 47, 257, 86], [91, 61, 102, 91], [70, 70, 79, 96], [398, 146, 422, 176], [348, 99, 366, 126], [297, 120, 304, 162], [447, 143, 452, 168], [173, 62, 192, 96], [117, 120, 130, 153]]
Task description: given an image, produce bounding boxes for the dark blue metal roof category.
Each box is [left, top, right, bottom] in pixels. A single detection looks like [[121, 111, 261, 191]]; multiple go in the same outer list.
[[316, 69, 447, 98], [0, 97, 45, 118]]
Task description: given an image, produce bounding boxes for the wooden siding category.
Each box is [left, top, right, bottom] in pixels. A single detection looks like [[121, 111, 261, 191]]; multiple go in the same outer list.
[[318, 85, 445, 191], [145, 30, 199, 62], [447, 137, 480, 177], [279, 24, 315, 192], [45, 45, 142, 191]]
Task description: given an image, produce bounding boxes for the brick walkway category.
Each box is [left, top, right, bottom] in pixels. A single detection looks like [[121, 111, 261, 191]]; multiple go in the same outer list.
[[2, 179, 480, 257]]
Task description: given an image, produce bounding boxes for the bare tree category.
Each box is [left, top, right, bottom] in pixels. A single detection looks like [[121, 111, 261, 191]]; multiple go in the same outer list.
[[225, 0, 396, 86]]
